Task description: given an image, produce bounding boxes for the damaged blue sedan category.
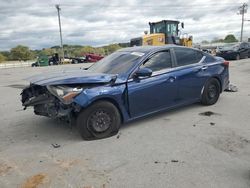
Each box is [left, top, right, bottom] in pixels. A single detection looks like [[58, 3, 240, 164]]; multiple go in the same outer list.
[[21, 46, 229, 140]]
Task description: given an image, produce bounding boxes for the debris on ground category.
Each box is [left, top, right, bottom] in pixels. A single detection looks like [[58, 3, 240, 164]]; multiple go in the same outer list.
[[171, 160, 179, 163], [154, 161, 167, 164], [225, 84, 238, 92], [240, 137, 250, 143], [116, 132, 121, 139], [199, 111, 220, 116], [51, 143, 60, 148], [210, 122, 215, 126], [193, 124, 196, 127]]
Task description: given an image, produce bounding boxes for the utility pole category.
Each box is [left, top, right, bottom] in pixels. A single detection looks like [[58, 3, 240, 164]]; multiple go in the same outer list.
[[55, 4, 64, 62], [238, 3, 248, 42]]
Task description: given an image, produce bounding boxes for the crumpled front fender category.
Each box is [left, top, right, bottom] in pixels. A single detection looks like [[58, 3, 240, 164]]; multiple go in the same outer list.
[[73, 84, 125, 107], [73, 84, 130, 121]]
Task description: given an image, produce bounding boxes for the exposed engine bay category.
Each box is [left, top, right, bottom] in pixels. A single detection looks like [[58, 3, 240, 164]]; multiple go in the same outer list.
[[21, 84, 86, 119]]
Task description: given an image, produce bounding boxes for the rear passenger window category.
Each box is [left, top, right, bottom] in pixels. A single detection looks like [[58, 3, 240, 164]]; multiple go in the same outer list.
[[204, 54, 215, 63], [174, 48, 203, 67]]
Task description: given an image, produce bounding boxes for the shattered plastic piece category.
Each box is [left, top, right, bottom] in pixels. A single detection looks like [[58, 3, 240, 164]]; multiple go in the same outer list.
[[116, 132, 121, 139], [171, 160, 179, 163], [51, 144, 60, 148], [225, 84, 238, 92], [199, 111, 220, 116]]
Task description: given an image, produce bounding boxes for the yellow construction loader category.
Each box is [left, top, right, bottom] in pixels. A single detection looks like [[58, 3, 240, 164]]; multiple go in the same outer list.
[[130, 20, 192, 47]]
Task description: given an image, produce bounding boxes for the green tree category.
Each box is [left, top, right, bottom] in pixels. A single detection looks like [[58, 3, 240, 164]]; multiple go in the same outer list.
[[224, 34, 238, 43], [0, 51, 11, 60], [41, 48, 55, 56], [103, 44, 122, 55], [10, 45, 34, 61], [0, 53, 6, 63]]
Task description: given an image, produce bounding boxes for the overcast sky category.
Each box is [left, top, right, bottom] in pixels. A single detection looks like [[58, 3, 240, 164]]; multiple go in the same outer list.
[[0, 0, 249, 50]]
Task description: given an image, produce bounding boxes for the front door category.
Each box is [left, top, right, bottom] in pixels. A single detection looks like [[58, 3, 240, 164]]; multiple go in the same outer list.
[[127, 50, 178, 118]]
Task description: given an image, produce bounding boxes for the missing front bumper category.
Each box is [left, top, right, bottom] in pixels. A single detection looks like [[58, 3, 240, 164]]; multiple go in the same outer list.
[[21, 84, 80, 118]]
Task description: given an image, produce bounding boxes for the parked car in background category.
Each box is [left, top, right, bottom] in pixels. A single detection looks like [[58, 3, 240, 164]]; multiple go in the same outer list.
[[216, 42, 250, 60], [21, 45, 229, 140], [71, 54, 104, 64], [71, 56, 86, 64], [85, 53, 104, 62]]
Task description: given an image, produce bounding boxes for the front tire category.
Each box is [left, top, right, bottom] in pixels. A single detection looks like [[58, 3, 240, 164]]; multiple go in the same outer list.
[[77, 101, 121, 140], [201, 78, 220, 105]]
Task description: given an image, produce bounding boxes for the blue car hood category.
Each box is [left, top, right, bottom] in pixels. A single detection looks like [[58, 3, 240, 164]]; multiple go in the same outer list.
[[26, 69, 118, 86]]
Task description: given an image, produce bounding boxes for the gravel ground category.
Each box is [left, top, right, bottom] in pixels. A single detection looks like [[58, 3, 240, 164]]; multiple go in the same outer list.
[[0, 60, 250, 188]]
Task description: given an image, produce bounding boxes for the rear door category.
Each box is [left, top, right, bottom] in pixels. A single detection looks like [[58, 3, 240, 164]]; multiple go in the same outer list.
[[239, 43, 248, 58], [173, 47, 209, 103], [127, 50, 178, 118]]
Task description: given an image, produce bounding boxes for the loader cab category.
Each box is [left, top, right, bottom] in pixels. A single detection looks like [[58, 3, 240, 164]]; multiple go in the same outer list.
[[149, 20, 181, 45]]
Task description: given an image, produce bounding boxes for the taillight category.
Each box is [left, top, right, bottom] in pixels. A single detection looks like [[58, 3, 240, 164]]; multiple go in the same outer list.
[[223, 61, 229, 66]]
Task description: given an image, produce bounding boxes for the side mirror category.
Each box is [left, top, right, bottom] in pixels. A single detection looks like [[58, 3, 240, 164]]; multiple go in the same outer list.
[[134, 67, 152, 78]]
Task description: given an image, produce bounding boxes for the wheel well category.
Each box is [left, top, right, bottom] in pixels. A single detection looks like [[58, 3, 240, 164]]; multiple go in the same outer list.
[[89, 98, 124, 123], [211, 76, 222, 93]]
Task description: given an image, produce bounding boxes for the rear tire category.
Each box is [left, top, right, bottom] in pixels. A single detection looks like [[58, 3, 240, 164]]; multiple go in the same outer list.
[[201, 78, 220, 105], [77, 101, 121, 140]]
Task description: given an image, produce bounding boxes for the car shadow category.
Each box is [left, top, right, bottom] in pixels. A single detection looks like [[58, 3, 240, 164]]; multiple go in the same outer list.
[[17, 103, 205, 142], [120, 103, 202, 130]]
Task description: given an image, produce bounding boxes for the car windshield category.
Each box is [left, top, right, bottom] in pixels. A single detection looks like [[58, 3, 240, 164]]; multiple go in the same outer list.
[[88, 51, 144, 74], [220, 43, 239, 51]]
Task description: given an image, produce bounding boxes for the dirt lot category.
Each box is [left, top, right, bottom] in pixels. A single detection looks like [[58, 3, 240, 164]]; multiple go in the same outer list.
[[0, 59, 250, 188]]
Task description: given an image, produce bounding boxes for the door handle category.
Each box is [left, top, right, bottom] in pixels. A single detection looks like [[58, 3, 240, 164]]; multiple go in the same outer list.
[[167, 76, 176, 83], [200, 66, 208, 71]]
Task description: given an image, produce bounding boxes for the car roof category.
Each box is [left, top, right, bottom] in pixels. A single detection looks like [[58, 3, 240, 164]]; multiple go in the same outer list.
[[118, 45, 181, 53]]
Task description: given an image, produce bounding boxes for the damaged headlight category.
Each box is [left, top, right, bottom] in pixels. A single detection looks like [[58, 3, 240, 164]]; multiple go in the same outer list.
[[47, 85, 83, 104]]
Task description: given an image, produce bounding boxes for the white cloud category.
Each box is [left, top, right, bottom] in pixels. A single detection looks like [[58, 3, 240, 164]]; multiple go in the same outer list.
[[0, 0, 249, 50]]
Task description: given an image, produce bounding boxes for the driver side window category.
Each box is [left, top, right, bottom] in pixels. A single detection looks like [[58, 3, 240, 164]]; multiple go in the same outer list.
[[142, 51, 172, 72]]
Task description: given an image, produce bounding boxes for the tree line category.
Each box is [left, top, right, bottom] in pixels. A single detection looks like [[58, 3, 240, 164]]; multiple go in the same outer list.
[[0, 43, 130, 63], [201, 34, 238, 44], [0, 34, 240, 63]]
